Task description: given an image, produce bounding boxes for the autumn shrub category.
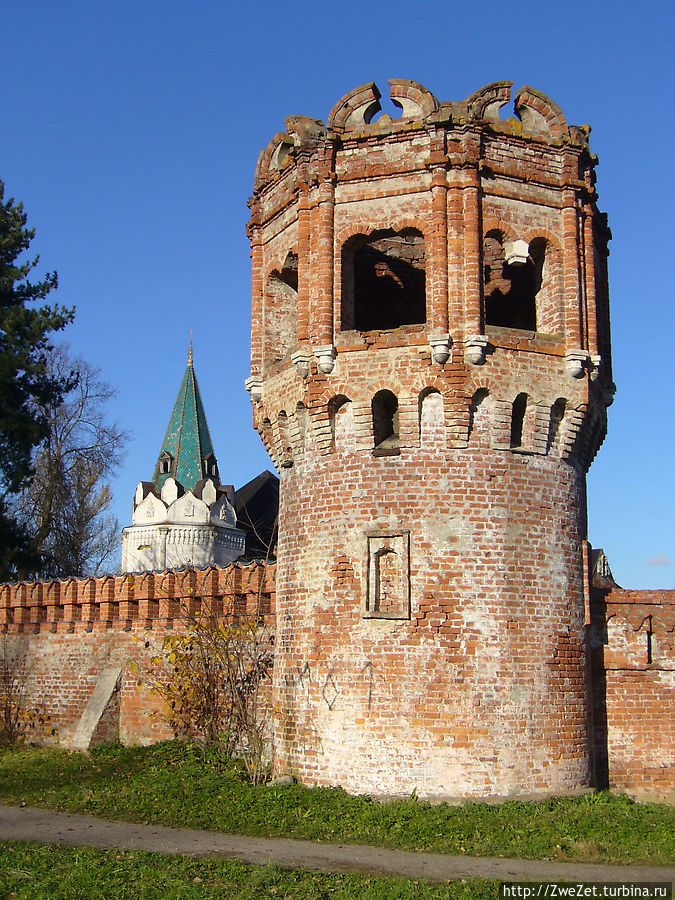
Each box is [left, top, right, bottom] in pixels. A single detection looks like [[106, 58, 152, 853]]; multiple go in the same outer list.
[[142, 602, 273, 784]]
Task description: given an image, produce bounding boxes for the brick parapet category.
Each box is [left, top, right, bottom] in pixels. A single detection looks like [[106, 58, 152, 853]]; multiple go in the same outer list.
[[0, 563, 276, 634]]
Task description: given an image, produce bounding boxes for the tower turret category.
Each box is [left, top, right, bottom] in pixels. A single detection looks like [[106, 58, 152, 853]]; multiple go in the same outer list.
[[248, 80, 613, 798], [121, 346, 245, 573]]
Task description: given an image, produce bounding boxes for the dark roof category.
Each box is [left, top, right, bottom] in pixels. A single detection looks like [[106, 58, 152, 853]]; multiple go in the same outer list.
[[234, 471, 279, 559]]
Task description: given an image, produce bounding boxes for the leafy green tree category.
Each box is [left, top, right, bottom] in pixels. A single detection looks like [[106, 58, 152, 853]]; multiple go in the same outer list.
[[0, 179, 74, 579]]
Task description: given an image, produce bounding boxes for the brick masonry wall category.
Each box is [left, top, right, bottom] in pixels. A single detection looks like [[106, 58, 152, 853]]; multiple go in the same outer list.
[[590, 587, 675, 802], [0, 561, 672, 801], [0, 563, 275, 749], [248, 81, 614, 800], [271, 377, 591, 799]]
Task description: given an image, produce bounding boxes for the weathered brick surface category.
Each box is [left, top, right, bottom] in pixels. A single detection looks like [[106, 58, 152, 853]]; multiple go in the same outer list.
[[248, 81, 615, 799], [590, 588, 675, 802], [0, 564, 275, 747]]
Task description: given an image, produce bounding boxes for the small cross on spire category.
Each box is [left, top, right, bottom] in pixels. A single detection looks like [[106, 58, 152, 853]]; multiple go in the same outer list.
[[188, 330, 193, 366]]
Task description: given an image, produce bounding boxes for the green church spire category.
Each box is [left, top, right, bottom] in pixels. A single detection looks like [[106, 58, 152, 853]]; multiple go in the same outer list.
[[152, 343, 219, 491]]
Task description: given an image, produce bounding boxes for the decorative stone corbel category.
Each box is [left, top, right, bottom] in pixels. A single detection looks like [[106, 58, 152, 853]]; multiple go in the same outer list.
[[504, 239, 530, 266], [291, 350, 312, 379], [564, 349, 590, 379], [244, 376, 263, 402], [589, 354, 602, 382], [313, 344, 337, 375], [429, 334, 452, 365], [465, 335, 489, 366]]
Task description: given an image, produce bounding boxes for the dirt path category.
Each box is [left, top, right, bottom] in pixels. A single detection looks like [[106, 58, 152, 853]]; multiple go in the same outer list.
[[1, 804, 673, 885]]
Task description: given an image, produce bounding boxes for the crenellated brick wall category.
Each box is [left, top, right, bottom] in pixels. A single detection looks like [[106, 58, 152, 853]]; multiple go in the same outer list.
[[0, 562, 672, 801], [0, 563, 275, 748]]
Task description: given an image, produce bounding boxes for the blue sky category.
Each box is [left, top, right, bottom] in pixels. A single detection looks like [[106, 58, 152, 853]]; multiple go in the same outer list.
[[3, 0, 673, 588]]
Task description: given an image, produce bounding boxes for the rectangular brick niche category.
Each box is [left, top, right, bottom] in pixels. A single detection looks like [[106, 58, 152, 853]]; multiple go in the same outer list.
[[365, 532, 410, 619]]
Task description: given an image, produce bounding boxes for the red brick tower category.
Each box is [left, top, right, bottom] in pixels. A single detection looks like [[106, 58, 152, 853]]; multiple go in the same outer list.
[[247, 80, 613, 798]]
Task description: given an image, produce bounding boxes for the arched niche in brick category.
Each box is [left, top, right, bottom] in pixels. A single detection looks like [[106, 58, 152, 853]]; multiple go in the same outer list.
[[254, 132, 295, 188], [277, 410, 292, 468], [510, 393, 538, 451], [465, 80, 513, 122], [468, 388, 492, 446], [547, 398, 567, 455], [514, 86, 569, 140], [294, 401, 309, 454], [263, 251, 298, 372], [418, 388, 445, 448], [341, 229, 426, 332], [328, 395, 355, 454]]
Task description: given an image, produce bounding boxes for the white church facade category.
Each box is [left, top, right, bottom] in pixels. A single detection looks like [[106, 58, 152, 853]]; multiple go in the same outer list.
[[120, 346, 245, 573]]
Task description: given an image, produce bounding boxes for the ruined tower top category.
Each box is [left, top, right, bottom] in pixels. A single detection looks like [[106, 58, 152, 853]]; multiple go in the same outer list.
[[247, 79, 612, 474]]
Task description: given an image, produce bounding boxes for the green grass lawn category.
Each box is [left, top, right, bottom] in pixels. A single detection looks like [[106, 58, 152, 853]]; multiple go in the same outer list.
[[0, 742, 673, 867], [0, 842, 501, 899]]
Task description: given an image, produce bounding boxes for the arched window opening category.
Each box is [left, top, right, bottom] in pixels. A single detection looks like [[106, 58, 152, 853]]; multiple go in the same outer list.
[[484, 233, 544, 332], [341, 229, 426, 332], [419, 389, 444, 447], [372, 390, 399, 455], [510, 393, 528, 449], [264, 251, 298, 370]]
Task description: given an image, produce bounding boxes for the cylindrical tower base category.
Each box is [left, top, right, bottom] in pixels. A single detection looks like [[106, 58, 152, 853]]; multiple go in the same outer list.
[[273, 445, 591, 799]]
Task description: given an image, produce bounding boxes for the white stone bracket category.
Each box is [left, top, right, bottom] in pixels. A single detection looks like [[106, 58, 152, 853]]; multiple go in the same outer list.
[[313, 344, 337, 375], [465, 335, 489, 365], [245, 376, 263, 402], [291, 350, 312, 379], [565, 349, 590, 379], [429, 334, 452, 365]]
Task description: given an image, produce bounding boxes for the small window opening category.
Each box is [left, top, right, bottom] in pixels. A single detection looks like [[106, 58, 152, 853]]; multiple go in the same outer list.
[[510, 393, 528, 449], [342, 229, 426, 331], [204, 453, 219, 478], [159, 451, 173, 475], [484, 233, 544, 331], [372, 390, 399, 455]]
